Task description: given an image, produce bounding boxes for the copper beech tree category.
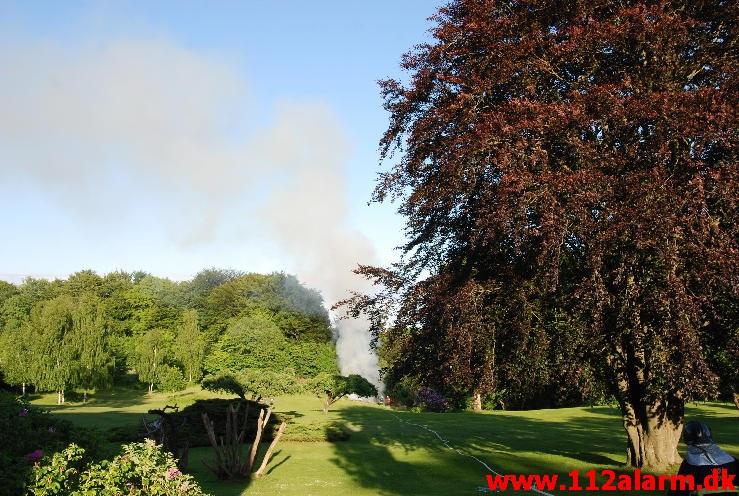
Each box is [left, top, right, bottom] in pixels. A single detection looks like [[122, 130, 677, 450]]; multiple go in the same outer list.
[[343, 0, 737, 469]]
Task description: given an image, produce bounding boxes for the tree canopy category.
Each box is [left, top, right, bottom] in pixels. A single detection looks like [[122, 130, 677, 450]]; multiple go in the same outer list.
[[0, 269, 338, 399], [309, 373, 378, 412], [344, 0, 738, 469]]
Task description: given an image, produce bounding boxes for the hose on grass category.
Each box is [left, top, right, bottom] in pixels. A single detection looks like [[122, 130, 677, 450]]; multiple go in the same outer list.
[[388, 411, 555, 496]]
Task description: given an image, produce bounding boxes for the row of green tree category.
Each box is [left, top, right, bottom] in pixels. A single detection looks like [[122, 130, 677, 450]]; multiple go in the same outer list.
[[0, 269, 339, 403]]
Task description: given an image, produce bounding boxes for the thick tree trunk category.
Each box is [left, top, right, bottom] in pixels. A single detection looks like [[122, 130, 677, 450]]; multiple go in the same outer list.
[[148, 383, 154, 395], [733, 392, 739, 411], [21, 383, 25, 396], [57, 390, 61, 405], [61, 388, 65, 404], [621, 398, 683, 469], [472, 393, 482, 412]]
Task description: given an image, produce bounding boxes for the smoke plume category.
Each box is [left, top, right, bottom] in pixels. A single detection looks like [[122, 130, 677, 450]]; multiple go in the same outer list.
[[0, 38, 381, 387]]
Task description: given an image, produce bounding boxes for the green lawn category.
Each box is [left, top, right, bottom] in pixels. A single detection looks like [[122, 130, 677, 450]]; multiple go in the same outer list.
[[32, 389, 738, 496]]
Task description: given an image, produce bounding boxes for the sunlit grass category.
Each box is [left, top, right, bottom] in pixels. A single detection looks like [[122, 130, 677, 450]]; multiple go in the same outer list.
[[32, 389, 738, 496]]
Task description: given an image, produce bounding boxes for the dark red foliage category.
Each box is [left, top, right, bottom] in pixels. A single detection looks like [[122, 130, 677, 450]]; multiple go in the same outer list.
[[343, 0, 738, 468]]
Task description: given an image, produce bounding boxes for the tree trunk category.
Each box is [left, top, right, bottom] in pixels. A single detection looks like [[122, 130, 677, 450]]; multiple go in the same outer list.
[[57, 390, 61, 405], [248, 408, 271, 472], [61, 389, 65, 404], [148, 383, 154, 395], [254, 421, 287, 478], [472, 393, 482, 412], [21, 383, 25, 396], [621, 398, 683, 469], [733, 392, 739, 411], [83, 390, 87, 403]]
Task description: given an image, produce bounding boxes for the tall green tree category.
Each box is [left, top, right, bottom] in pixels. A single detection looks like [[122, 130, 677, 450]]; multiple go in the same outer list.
[[0, 280, 17, 310], [63, 270, 104, 297], [0, 323, 34, 395], [344, 0, 738, 469], [175, 309, 205, 383], [72, 295, 114, 402], [28, 296, 77, 404], [133, 329, 171, 394]]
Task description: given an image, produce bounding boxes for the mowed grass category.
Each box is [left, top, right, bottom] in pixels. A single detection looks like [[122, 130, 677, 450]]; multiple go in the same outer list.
[[32, 389, 738, 496]]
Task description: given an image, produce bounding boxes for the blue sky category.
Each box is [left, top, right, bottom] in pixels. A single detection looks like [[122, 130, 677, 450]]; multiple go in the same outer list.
[[0, 1, 443, 293]]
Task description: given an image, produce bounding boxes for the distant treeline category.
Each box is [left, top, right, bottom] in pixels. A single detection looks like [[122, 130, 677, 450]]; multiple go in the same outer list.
[[0, 269, 338, 402]]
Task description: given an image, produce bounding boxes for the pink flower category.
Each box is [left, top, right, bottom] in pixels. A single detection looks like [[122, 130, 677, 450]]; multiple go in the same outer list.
[[25, 449, 43, 462], [166, 467, 181, 480]]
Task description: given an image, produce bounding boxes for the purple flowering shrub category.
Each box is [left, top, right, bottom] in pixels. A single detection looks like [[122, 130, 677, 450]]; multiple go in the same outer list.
[[416, 387, 449, 412], [29, 440, 210, 495]]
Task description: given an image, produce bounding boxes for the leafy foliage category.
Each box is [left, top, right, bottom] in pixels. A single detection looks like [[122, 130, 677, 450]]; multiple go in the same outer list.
[[416, 387, 449, 413], [202, 370, 303, 400], [174, 309, 205, 383], [343, 0, 738, 469], [203, 311, 338, 379], [308, 373, 378, 412], [0, 393, 101, 496], [28, 440, 210, 495], [155, 365, 186, 393], [0, 269, 337, 398]]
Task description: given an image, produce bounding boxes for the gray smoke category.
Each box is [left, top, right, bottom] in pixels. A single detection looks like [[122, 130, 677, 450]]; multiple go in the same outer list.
[[0, 37, 381, 387], [258, 105, 382, 388]]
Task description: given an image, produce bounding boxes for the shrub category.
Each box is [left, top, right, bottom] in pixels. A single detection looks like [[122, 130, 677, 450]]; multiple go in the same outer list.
[[0, 393, 102, 496], [416, 387, 449, 412], [482, 389, 508, 411], [122, 399, 283, 448], [385, 376, 420, 407], [28, 440, 210, 495], [156, 365, 186, 393]]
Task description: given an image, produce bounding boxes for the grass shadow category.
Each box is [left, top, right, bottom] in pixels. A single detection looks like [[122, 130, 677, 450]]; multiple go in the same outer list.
[[326, 403, 739, 496]]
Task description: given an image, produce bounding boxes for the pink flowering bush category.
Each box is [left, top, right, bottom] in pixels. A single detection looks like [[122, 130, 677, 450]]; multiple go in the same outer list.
[[28, 440, 210, 495], [0, 393, 101, 496]]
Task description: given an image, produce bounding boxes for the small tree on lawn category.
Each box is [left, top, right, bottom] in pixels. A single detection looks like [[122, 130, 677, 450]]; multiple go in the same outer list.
[[309, 373, 378, 413], [199, 370, 294, 480]]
